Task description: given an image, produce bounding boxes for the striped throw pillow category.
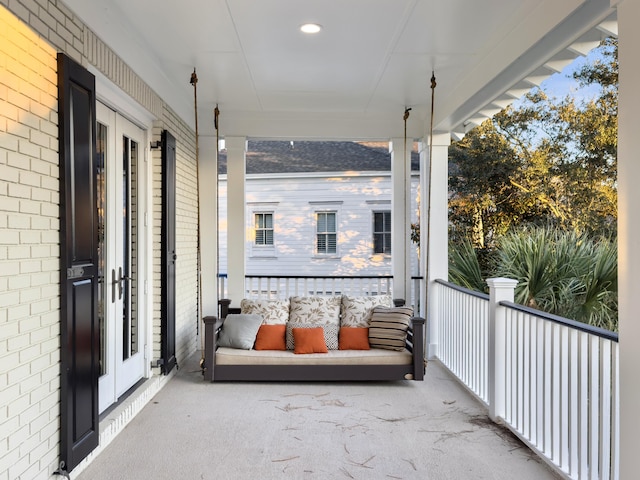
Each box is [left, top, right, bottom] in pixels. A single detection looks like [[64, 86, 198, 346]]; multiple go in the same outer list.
[[368, 306, 413, 351]]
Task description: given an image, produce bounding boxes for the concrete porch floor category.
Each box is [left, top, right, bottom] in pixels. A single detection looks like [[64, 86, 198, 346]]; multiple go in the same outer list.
[[75, 354, 561, 480]]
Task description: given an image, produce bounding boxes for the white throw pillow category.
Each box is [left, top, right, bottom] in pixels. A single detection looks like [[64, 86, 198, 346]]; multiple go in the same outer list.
[[340, 295, 393, 327], [240, 298, 290, 325], [289, 295, 341, 325]]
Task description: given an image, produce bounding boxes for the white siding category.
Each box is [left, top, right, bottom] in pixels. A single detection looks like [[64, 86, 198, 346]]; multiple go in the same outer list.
[[219, 171, 420, 279]]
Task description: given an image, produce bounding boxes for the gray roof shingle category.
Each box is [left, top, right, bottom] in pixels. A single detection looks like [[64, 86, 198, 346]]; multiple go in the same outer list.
[[217, 140, 420, 174]]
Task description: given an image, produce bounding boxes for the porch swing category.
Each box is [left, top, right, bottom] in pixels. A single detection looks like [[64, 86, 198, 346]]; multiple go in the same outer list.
[[193, 68, 436, 382]]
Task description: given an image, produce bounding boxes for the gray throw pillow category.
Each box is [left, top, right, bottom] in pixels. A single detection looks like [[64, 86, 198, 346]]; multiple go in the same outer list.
[[217, 314, 263, 350]]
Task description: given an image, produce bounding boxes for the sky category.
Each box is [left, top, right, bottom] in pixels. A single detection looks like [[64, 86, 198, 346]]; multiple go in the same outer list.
[[539, 56, 599, 103], [533, 42, 611, 104]]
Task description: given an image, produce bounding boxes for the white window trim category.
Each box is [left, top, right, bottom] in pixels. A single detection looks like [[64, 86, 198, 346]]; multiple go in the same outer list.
[[313, 208, 340, 258], [254, 212, 275, 247], [248, 204, 278, 258]]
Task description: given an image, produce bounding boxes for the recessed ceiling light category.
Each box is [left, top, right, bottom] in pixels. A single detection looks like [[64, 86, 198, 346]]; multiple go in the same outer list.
[[300, 23, 322, 34]]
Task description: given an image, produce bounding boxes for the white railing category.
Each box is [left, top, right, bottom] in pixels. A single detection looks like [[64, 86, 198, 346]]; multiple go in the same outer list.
[[244, 275, 394, 299], [218, 274, 424, 310], [434, 278, 619, 480], [435, 279, 490, 404]]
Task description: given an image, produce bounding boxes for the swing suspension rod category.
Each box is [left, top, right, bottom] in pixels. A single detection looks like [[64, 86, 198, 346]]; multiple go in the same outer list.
[[190, 69, 203, 353]]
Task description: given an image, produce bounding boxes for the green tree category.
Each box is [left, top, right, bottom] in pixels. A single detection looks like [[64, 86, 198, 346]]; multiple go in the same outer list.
[[449, 37, 618, 242], [448, 120, 524, 248], [447, 38, 618, 330]]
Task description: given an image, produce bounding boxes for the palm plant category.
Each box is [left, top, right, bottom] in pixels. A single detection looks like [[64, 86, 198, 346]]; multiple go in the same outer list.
[[567, 239, 618, 331], [494, 228, 578, 313], [448, 239, 487, 293], [494, 227, 618, 331], [448, 227, 618, 331]]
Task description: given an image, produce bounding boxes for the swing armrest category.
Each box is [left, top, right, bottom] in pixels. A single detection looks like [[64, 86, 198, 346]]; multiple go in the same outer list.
[[203, 316, 222, 381]]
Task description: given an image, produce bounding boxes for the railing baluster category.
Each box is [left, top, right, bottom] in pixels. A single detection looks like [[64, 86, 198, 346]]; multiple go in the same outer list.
[[536, 317, 544, 452], [569, 328, 579, 477], [520, 315, 532, 438], [611, 342, 620, 480], [600, 338, 612, 480], [528, 315, 537, 447], [579, 331, 589, 478], [589, 335, 600, 480], [505, 309, 513, 423], [561, 326, 570, 471]]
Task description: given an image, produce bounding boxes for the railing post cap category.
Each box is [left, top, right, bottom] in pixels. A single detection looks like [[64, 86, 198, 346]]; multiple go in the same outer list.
[[486, 277, 518, 288]]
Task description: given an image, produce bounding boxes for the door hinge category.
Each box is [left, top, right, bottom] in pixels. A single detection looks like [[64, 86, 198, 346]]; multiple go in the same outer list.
[[144, 279, 148, 295], [144, 211, 148, 226]]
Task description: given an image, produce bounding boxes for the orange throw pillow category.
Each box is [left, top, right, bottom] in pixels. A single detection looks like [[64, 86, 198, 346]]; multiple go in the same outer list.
[[292, 327, 328, 354], [254, 324, 286, 350], [339, 327, 370, 350]]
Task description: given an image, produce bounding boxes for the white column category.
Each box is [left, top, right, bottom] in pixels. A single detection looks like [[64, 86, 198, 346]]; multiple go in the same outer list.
[[390, 137, 412, 302], [616, 1, 640, 476], [486, 277, 518, 422], [225, 136, 247, 304], [422, 133, 450, 358], [198, 136, 219, 316]]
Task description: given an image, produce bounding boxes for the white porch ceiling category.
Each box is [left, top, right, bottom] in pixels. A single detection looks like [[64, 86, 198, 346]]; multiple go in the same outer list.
[[62, 0, 617, 140]]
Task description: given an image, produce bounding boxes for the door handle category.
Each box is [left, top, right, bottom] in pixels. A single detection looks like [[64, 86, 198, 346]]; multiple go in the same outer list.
[[117, 266, 132, 300], [112, 269, 117, 303]]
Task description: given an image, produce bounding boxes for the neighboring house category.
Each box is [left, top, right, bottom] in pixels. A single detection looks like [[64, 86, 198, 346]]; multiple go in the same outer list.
[[217, 141, 421, 279]]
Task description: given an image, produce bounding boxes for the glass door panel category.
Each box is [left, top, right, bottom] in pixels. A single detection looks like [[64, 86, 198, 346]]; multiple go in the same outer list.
[[114, 117, 145, 397], [97, 103, 116, 414], [97, 102, 146, 413]]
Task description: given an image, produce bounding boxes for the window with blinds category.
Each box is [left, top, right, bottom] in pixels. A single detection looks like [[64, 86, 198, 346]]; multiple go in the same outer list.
[[316, 211, 337, 254], [255, 212, 274, 245]]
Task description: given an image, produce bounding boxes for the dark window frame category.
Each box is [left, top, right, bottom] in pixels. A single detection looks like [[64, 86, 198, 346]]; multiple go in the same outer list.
[[373, 210, 391, 255]]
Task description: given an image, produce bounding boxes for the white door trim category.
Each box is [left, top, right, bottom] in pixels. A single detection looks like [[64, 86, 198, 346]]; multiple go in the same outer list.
[[93, 66, 154, 411]]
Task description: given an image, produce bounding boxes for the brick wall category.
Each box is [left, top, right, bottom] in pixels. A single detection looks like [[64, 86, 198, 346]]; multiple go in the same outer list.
[[0, 1, 200, 478], [0, 7, 61, 480]]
